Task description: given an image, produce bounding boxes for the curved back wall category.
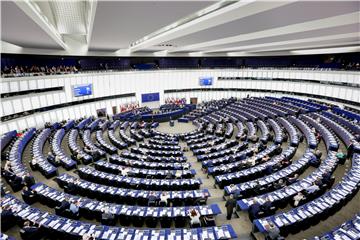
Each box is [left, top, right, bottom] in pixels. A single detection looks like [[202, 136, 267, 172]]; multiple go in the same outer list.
[[1, 69, 359, 134]]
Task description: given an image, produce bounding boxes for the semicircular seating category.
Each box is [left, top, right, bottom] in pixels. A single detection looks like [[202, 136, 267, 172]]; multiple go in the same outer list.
[[2, 96, 359, 240]]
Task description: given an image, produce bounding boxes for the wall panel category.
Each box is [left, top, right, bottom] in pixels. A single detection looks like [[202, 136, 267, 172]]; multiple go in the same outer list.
[[1, 69, 359, 134]]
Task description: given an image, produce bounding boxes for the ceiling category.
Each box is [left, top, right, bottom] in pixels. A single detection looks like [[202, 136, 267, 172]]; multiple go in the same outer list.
[[1, 0, 359, 57]]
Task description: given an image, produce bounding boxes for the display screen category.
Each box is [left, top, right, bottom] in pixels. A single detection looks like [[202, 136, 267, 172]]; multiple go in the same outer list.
[[199, 77, 213, 86], [73, 84, 92, 97], [142, 92, 160, 103]]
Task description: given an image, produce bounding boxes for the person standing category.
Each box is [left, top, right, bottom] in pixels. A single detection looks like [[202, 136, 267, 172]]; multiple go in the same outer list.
[[225, 194, 237, 220]]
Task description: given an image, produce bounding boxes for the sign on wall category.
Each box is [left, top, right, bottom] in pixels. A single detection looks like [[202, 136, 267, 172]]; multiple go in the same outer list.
[[199, 77, 213, 86], [73, 84, 92, 97]]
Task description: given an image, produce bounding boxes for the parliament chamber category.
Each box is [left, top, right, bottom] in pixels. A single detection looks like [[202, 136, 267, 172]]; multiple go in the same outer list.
[[1, 1, 360, 240]]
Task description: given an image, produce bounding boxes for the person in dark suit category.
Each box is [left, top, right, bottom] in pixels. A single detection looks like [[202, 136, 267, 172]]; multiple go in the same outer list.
[[22, 173, 35, 187], [58, 197, 70, 212], [10, 174, 23, 188], [286, 174, 299, 185], [22, 186, 36, 202], [274, 144, 282, 155], [347, 139, 356, 159], [273, 179, 285, 190], [1, 205, 13, 219], [21, 221, 41, 239], [265, 222, 282, 240], [321, 172, 333, 186], [225, 194, 236, 220], [249, 199, 262, 220], [66, 179, 77, 194], [309, 150, 321, 167], [261, 197, 273, 216], [148, 192, 158, 206]]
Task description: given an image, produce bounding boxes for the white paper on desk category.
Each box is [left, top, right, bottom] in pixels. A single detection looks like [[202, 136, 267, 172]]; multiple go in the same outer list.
[[317, 202, 326, 210], [202, 231, 209, 240], [49, 220, 58, 228], [73, 226, 81, 234], [109, 233, 117, 240], [217, 229, 225, 239], [274, 218, 284, 227], [285, 214, 296, 223], [54, 223, 61, 230]]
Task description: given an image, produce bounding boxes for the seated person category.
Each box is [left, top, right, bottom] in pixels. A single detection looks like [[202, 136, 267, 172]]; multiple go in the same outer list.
[[258, 142, 266, 151], [121, 167, 130, 176], [321, 172, 333, 186], [252, 182, 263, 195], [280, 158, 290, 167], [3, 159, 10, 169], [273, 179, 285, 190], [82, 231, 95, 240], [175, 170, 182, 179], [47, 152, 55, 161], [249, 135, 259, 143], [159, 192, 169, 206], [76, 152, 83, 162], [249, 199, 262, 220], [101, 205, 115, 222], [354, 134, 360, 142], [314, 149, 322, 159], [54, 155, 61, 165], [148, 192, 158, 206], [22, 173, 35, 187], [58, 197, 70, 212], [30, 158, 38, 170], [22, 186, 36, 202], [9, 174, 23, 189], [265, 222, 282, 240], [247, 156, 257, 167], [240, 133, 247, 141], [21, 221, 42, 239], [261, 155, 270, 163], [336, 150, 347, 164], [305, 182, 320, 195], [66, 179, 77, 193], [293, 191, 305, 207], [165, 172, 173, 179], [286, 174, 299, 184], [260, 197, 273, 215], [188, 208, 201, 227], [2, 161, 13, 179], [309, 150, 321, 167], [1, 205, 14, 223], [69, 200, 80, 217], [264, 164, 274, 175], [274, 144, 282, 155]]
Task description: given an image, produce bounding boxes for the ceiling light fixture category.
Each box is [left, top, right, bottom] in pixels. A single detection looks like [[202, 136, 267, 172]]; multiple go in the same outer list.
[[291, 46, 360, 55]]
